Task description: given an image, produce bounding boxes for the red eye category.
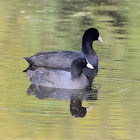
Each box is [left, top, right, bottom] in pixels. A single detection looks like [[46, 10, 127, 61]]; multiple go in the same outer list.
[[82, 59, 86, 63]]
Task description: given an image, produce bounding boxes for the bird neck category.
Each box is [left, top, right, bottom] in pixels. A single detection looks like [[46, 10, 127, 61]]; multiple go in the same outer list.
[[71, 71, 82, 79], [71, 67, 82, 79], [82, 40, 94, 55]]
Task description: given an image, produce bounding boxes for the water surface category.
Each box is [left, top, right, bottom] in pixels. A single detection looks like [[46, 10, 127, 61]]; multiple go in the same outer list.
[[0, 0, 140, 139]]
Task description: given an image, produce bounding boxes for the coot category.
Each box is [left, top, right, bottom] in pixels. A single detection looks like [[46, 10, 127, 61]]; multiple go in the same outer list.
[[27, 58, 94, 89], [24, 28, 103, 69]]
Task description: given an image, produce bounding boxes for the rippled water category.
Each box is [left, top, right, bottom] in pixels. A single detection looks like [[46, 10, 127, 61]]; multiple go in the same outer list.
[[0, 0, 140, 139]]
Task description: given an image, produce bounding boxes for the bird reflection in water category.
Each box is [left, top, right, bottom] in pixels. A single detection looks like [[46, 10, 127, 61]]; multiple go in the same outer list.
[[27, 84, 99, 118]]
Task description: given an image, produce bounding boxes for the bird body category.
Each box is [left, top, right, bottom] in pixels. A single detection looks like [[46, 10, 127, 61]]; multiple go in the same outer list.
[[27, 68, 89, 89], [27, 58, 93, 89]]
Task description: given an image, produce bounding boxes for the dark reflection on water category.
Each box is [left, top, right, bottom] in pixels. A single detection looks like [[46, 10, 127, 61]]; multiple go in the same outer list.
[[98, 10, 128, 27], [27, 84, 98, 118], [57, 0, 128, 28]]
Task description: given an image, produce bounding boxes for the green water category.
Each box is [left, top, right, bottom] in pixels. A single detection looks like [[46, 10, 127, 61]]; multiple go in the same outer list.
[[0, 0, 140, 139]]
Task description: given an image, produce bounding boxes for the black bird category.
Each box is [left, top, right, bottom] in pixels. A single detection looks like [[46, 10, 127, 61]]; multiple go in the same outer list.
[[27, 58, 94, 89], [24, 28, 103, 70]]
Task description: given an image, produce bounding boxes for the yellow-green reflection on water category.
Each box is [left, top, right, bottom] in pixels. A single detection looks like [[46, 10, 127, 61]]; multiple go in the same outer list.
[[0, 0, 140, 139]]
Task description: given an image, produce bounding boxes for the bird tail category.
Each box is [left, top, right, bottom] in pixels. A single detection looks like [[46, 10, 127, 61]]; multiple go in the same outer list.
[[23, 57, 36, 72]]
